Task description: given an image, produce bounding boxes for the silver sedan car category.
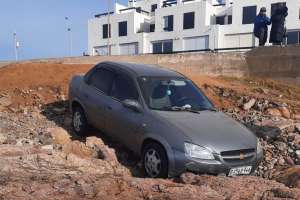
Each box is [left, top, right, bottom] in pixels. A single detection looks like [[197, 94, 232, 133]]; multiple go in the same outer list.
[[69, 61, 263, 178]]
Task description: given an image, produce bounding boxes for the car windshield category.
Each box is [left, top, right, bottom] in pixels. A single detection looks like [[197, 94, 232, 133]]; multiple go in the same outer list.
[[138, 76, 214, 111]]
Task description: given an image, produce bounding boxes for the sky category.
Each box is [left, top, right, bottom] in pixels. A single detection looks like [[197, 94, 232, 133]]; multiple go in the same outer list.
[[0, 0, 127, 61]]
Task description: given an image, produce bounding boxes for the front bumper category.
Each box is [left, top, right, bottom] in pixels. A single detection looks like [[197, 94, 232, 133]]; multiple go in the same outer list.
[[169, 149, 263, 176]]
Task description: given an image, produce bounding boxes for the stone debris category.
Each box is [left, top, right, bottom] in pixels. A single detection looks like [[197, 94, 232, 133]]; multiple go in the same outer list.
[[243, 98, 256, 110]]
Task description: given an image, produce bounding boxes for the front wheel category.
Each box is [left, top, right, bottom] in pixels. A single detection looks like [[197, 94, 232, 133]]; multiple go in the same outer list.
[[142, 143, 168, 178], [72, 106, 89, 136]]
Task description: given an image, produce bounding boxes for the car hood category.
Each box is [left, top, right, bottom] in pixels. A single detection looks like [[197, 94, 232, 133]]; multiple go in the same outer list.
[[152, 110, 257, 153]]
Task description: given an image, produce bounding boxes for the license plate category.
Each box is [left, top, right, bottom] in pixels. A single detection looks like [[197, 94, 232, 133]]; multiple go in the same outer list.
[[228, 166, 252, 176]]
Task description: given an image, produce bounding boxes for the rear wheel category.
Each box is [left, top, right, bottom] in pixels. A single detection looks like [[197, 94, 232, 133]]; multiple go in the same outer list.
[[142, 142, 168, 178], [72, 106, 89, 136]]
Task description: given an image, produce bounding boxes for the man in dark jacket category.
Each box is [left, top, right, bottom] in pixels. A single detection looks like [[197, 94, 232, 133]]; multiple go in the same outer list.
[[270, 3, 288, 45], [254, 7, 271, 46]]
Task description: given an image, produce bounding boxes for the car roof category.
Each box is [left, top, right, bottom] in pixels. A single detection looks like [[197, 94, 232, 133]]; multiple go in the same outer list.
[[101, 61, 185, 78]]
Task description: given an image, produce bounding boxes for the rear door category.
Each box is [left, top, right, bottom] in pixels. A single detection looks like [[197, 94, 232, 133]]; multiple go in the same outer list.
[[105, 71, 143, 151], [81, 65, 115, 131]]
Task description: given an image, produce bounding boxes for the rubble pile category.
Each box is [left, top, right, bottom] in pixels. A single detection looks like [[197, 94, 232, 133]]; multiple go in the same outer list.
[[208, 85, 300, 179]]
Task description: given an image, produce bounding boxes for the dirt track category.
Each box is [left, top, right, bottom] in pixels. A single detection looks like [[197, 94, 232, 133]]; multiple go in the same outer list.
[[0, 63, 300, 199]]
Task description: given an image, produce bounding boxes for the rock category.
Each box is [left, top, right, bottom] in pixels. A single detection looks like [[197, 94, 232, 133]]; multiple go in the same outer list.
[[275, 166, 300, 188], [295, 123, 300, 132], [275, 142, 287, 153], [0, 133, 7, 144], [285, 156, 295, 165], [278, 107, 291, 119], [48, 127, 71, 145], [85, 136, 118, 164], [255, 119, 289, 139], [266, 108, 282, 117], [63, 140, 96, 158], [293, 114, 300, 121], [0, 96, 12, 111], [243, 98, 256, 110], [295, 150, 300, 160], [41, 145, 53, 151], [0, 95, 12, 107]]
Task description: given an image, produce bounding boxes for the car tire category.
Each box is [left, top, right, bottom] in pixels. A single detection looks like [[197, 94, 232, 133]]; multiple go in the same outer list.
[[72, 106, 89, 136], [142, 142, 168, 178]]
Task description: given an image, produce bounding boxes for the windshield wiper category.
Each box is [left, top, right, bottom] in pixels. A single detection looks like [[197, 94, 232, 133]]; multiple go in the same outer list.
[[163, 106, 200, 114], [198, 107, 218, 112]]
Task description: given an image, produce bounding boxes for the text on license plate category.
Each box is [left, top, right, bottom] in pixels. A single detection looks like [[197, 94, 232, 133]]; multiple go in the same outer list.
[[228, 166, 252, 176]]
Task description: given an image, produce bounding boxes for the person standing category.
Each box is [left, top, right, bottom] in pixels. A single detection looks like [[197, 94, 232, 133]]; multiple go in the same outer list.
[[269, 3, 288, 45], [254, 7, 271, 46]]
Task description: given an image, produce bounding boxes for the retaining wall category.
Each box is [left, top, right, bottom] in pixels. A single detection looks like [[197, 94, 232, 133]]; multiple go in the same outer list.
[[10, 44, 300, 79]]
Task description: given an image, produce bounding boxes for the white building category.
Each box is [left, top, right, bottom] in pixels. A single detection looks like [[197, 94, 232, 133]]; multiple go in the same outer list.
[[88, 0, 300, 56]]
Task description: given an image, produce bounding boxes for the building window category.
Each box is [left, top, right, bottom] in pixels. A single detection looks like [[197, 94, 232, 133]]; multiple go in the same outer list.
[[152, 40, 173, 54], [183, 12, 195, 29], [151, 4, 157, 12], [216, 16, 225, 25], [118, 21, 127, 37], [242, 6, 257, 24], [287, 31, 300, 44], [163, 15, 173, 31], [271, 2, 286, 16], [150, 24, 155, 32], [153, 42, 162, 54], [103, 24, 111, 39], [228, 15, 232, 24]]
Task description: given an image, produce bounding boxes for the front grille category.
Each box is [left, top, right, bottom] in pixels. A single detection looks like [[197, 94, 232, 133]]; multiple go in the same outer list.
[[221, 148, 255, 162]]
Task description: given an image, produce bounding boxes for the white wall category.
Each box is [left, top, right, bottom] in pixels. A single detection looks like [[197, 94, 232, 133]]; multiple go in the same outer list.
[[88, 0, 300, 55]]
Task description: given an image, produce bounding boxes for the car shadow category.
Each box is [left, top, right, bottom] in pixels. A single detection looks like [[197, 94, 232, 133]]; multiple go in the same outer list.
[[41, 100, 143, 178]]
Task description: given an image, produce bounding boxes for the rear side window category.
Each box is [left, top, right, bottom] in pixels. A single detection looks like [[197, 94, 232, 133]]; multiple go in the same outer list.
[[88, 68, 115, 94], [111, 74, 139, 101]]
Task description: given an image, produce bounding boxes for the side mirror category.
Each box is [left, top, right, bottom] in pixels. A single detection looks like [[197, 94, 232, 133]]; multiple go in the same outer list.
[[123, 99, 143, 113]]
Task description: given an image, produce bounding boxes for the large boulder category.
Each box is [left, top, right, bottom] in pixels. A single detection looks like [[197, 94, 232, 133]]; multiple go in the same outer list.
[[48, 127, 71, 145], [275, 166, 300, 188], [62, 140, 96, 158]]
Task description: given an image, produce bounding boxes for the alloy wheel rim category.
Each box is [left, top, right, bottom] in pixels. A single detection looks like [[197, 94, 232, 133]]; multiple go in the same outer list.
[[144, 148, 162, 178], [73, 112, 82, 132]]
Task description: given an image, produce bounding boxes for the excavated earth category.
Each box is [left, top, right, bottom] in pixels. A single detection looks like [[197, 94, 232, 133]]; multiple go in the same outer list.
[[0, 63, 300, 200]]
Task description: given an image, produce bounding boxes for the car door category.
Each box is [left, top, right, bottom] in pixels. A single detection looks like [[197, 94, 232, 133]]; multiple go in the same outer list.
[[105, 70, 143, 151], [81, 66, 115, 131]]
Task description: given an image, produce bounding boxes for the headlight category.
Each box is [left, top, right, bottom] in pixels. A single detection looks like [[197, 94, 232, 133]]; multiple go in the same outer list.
[[257, 138, 263, 154], [184, 143, 214, 160]]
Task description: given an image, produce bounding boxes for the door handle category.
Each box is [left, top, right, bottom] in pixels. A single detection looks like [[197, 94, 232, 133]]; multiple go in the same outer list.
[[107, 106, 112, 110]]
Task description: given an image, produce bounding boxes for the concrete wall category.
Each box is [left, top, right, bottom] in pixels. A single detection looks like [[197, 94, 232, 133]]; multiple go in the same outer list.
[[17, 45, 300, 81]]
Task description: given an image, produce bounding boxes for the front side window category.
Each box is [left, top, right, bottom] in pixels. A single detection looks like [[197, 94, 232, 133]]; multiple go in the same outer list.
[[183, 12, 195, 29], [138, 77, 213, 111], [242, 6, 257, 24], [111, 74, 139, 101], [163, 15, 173, 31], [119, 21, 128, 36], [88, 68, 115, 94]]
